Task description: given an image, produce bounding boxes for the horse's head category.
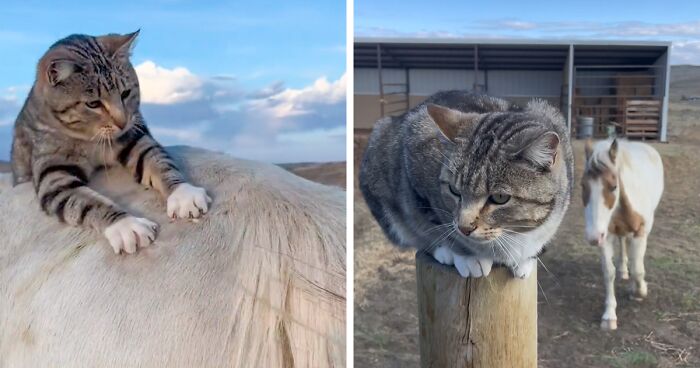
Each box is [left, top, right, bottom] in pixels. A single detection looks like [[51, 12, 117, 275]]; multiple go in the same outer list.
[[581, 139, 620, 246]]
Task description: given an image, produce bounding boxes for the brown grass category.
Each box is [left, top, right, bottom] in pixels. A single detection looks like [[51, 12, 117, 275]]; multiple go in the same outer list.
[[353, 101, 700, 368]]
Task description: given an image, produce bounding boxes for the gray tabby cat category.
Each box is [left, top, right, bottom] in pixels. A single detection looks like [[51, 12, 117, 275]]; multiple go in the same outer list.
[[359, 91, 573, 278], [11, 31, 211, 255]]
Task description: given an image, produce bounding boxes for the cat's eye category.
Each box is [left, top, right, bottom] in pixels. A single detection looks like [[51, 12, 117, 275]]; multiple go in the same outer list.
[[448, 183, 460, 196], [610, 185, 618, 192], [85, 100, 102, 109], [488, 194, 511, 205], [121, 89, 131, 100]]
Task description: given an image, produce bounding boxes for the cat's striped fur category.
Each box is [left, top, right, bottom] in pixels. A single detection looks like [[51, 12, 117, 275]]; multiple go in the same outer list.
[[11, 31, 211, 254], [360, 91, 573, 278]]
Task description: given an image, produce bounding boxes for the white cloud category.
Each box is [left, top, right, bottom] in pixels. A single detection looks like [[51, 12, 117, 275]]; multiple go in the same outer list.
[[1, 85, 30, 103], [672, 41, 700, 65], [134, 61, 204, 104], [251, 73, 346, 118], [149, 125, 205, 142], [499, 20, 538, 31], [0, 61, 346, 163]]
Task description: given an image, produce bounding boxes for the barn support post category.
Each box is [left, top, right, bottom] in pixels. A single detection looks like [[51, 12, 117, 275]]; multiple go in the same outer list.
[[660, 45, 671, 142], [416, 251, 538, 368], [377, 43, 384, 117], [567, 44, 574, 133], [473, 44, 480, 91]]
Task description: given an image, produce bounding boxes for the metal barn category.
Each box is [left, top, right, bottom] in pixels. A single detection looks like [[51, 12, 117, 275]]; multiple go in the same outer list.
[[354, 38, 672, 141]]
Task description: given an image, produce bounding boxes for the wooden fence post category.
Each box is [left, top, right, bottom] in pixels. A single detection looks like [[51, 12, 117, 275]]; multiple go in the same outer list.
[[416, 251, 537, 368]]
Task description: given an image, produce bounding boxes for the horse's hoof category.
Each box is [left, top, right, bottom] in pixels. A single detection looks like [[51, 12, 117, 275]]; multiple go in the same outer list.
[[601, 319, 618, 330], [630, 282, 647, 300]]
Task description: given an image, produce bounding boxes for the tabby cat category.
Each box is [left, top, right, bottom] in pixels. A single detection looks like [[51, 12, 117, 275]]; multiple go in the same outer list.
[[11, 31, 211, 255], [359, 91, 573, 278]]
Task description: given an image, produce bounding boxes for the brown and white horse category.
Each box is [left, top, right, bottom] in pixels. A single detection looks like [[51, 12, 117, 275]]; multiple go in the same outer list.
[[581, 139, 664, 330]]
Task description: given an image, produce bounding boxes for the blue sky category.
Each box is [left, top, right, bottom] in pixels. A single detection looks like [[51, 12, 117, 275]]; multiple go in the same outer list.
[[0, 0, 346, 163], [356, 0, 700, 65]]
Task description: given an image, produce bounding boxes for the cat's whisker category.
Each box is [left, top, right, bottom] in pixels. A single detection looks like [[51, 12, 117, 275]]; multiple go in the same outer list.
[[536, 256, 562, 288], [429, 153, 456, 174], [498, 235, 522, 268], [416, 206, 454, 217], [436, 150, 458, 171], [495, 237, 519, 268], [536, 256, 553, 277], [424, 227, 456, 254], [505, 225, 538, 230], [421, 223, 454, 236], [537, 279, 550, 305]]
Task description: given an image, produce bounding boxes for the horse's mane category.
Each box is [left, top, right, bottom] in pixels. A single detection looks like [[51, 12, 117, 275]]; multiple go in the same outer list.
[[585, 139, 622, 175]]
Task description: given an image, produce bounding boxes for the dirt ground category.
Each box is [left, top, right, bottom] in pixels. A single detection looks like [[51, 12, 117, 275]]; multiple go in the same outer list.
[[354, 101, 700, 368]]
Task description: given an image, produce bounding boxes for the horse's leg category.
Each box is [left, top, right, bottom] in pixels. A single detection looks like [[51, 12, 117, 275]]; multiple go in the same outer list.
[[600, 236, 618, 330], [629, 234, 648, 300], [618, 236, 629, 280]]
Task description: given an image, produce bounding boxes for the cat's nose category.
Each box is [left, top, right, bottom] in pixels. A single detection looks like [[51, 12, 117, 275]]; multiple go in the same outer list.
[[112, 111, 127, 129], [104, 98, 127, 129], [458, 224, 477, 236]]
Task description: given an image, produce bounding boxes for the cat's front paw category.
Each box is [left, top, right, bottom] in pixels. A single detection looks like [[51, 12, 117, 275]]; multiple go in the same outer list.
[[167, 183, 212, 219], [453, 255, 493, 278], [511, 258, 536, 279], [104, 216, 159, 254], [431, 246, 455, 265]]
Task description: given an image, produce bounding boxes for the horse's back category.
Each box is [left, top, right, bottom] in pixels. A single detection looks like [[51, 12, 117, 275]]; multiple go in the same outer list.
[[0, 147, 346, 367], [622, 141, 664, 220]]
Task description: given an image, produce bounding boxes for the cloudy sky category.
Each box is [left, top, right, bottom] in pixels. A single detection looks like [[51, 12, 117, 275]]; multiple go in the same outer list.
[[356, 0, 700, 65], [0, 0, 345, 163]]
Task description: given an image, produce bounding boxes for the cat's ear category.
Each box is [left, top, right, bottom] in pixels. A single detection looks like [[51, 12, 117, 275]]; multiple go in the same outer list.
[[46, 60, 80, 86], [426, 103, 479, 143], [98, 30, 139, 60], [518, 131, 560, 170], [38, 49, 82, 86]]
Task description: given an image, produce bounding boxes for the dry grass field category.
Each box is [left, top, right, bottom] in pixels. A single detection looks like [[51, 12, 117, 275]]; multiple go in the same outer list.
[[354, 100, 700, 368]]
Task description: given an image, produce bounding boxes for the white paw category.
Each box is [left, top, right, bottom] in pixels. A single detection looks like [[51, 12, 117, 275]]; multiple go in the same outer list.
[[432, 246, 455, 265], [453, 255, 493, 278], [167, 183, 212, 219], [512, 258, 536, 279], [104, 216, 159, 254]]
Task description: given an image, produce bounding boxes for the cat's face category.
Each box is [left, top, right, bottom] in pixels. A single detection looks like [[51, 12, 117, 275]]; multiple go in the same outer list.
[[429, 104, 562, 252], [36, 32, 141, 141]]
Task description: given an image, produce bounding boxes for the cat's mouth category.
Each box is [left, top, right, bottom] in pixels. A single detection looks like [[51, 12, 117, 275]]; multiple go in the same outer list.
[[456, 226, 503, 242]]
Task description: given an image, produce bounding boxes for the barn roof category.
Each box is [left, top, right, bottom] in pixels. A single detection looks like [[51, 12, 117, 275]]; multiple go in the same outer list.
[[355, 37, 671, 71]]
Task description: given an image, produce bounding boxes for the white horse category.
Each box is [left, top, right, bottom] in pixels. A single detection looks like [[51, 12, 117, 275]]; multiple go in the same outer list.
[[581, 139, 663, 330], [0, 147, 346, 367]]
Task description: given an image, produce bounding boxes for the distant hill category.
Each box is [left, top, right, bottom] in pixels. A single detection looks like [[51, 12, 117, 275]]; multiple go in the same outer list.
[[279, 162, 346, 190], [0, 160, 346, 190], [670, 65, 700, 101]]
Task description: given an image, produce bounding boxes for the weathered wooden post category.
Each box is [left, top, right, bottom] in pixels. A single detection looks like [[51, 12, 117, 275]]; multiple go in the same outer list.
[[416, 251, 537, 368]]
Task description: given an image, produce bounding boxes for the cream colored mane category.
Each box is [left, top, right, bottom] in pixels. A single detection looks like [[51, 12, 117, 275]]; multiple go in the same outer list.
[[0, 147, 345, 367]]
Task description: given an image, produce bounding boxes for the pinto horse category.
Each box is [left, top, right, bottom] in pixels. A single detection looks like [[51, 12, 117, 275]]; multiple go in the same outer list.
[[581, 139, 664, 330]]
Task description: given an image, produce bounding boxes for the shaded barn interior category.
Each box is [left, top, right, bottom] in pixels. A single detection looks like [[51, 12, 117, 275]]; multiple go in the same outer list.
[[354, 38, 671, 141]]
